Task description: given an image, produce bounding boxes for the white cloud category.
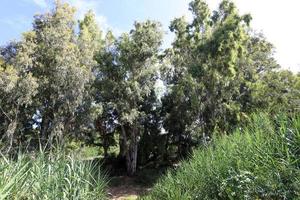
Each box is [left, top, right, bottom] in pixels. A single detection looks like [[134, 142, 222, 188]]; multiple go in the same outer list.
[[95, 15, 123, 36], [27, 0, 107, 29], [32, 0, 48, 8], [65, 0, 99, 19], [95, 15, 108, 30], [27, 0, 123, 36], [65, 0, 107, 29], [64, 0, 124, 36]]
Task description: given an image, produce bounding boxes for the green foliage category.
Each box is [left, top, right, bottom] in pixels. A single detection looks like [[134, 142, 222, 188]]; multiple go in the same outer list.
[[161, 0, 296, 159], [0, 0, 299, 181], [32, 2, 93, 145], [0, 152, 107, 200], [163, 0, 253, 157], [143, 113, 300, 199], [253, 70, 300, 113], [94, 20, 163, 175], [0, 39, 38, 152]]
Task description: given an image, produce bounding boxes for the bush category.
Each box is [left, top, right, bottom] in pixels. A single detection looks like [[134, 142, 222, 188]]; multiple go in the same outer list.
[[143, 113, 300, 200], [0, 152, 107, 200]]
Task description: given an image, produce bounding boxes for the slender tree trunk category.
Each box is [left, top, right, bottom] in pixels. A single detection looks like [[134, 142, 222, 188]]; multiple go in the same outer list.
[[120, 124, 128, 153], [103, 145, 108, 159], [163, 134, 170, 161], [103, 133, 109, 159], [40, 109, 55, 149], [120, 124, 138, 176], [1, 105, 18, 153], [177, 141, 182, 158], [40, 115, 50, 145], [126, 128, 138, 176], [126, 135, 138, 176], [6, 120, 17, 153], [118, 128, 127, 159]]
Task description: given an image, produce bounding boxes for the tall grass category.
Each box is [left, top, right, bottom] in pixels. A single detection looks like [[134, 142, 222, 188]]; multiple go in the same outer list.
[[0, 152, 107, 200], [143, 113, 300, 200]]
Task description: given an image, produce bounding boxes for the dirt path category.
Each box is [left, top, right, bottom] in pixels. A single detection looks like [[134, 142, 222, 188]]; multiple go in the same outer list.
[[107, 176, 151, 200]]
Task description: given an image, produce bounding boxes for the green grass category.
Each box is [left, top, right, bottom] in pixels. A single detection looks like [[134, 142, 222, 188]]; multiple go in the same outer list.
[[0, 152, 107, 200], [143, 113, 300, 200]]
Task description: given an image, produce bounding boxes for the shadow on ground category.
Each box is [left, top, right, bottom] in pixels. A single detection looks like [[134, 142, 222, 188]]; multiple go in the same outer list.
[[90, 156, 172, 199]]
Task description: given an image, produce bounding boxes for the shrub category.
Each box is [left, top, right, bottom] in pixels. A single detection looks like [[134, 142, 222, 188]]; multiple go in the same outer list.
[[143, 113, 300, 200]]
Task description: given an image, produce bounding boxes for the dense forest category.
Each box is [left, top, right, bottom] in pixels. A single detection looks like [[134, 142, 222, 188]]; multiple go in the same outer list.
[[0, 0, 299, 199]]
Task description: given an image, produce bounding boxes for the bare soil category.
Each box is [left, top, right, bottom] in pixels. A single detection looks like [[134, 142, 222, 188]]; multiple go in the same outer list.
[[107, 176, 151, 200]]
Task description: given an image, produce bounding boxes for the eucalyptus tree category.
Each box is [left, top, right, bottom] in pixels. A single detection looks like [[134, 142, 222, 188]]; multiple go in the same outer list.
[[73, 10, 104, 139], [253, 70, 300, 113], [0, 32, 38, 152], [95, 21, 163, 175], [26, 1, 99, 146], [162, 0, 266, 157], [138, 89, 166, 165]]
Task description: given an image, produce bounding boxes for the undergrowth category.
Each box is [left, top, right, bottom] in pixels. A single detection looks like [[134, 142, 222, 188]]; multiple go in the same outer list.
[[143, 113, 300, 200]]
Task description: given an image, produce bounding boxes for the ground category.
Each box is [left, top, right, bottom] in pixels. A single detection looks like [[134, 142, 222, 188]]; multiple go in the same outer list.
[[107, 176, 151, 200]]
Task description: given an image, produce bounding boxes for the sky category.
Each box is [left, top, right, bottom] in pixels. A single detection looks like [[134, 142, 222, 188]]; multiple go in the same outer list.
[[0, 0, 299, 72]]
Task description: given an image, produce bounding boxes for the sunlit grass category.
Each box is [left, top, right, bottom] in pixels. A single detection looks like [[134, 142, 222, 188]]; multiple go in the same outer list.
[[0, 152, 107, 200]]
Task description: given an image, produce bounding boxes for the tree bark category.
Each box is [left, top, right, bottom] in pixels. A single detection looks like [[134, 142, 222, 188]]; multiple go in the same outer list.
[[118, 126, 127, 159], [126, 135, 138, 176], [126, 128, 138, 176], [40, 114, 50, 144], [40, 109, 55, 149], [120, 124, 138, 176], [6, 120, 17, 153]]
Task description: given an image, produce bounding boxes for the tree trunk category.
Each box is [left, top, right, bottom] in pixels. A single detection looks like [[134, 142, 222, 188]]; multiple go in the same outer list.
[[103, 136, 109, 158], [120, 124, 138, 176], [126, 133, 138, 176], [40, 114, 50, 145], [118, 130, 127, 159], [126, 127, 139, 176], [40, 109, 56, 149], [6, 121, 17, 153]]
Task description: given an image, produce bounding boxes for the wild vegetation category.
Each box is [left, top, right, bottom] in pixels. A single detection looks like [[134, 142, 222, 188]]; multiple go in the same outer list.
[[0, 152, 107, 199], [143, 113, 300, 199], [0, 0, 299, 199]]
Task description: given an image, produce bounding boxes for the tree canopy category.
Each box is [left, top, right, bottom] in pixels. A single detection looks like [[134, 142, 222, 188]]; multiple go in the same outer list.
[[0, 0, 299, 175]]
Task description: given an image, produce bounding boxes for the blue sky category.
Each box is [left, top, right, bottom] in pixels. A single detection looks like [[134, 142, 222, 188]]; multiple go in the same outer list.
[[0, 0, 299, 72], [0, 0, 191, 45]]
